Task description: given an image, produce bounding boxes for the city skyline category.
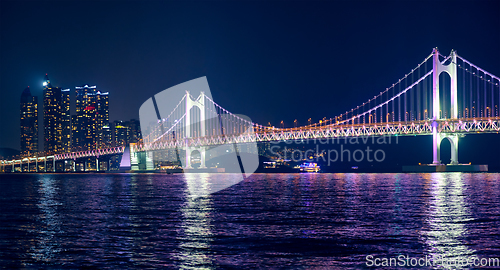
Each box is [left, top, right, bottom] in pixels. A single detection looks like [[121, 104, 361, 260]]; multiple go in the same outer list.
[[15, 73, 142, 158], [1, 0, 499, 153]]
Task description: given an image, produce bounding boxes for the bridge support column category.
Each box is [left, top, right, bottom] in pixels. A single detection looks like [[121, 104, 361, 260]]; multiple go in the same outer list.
[[44, 159, 46, 172], [432, 48, 459, 165], [184, 147, 192, 169], [433, 132, 460, 165], [96, 157, 100, 171], [146, 151, 154, 170], [184, 147, 207, 169], [184, 91, 206, 170], [36, 159, 38, 172], [199, 147, 207, 169], [53, 158, 56, 172], [449, 135, 459, 165], [432, 121, 440, 164], [130, 143, 140, 171], [27, 160, 30, 172]]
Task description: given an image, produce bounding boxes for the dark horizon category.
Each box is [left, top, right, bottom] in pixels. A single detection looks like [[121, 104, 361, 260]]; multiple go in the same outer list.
[[1, 0, 499, 157]]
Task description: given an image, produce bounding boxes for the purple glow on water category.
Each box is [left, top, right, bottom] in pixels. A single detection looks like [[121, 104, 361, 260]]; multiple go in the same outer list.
[[0, 173, 499, 268]]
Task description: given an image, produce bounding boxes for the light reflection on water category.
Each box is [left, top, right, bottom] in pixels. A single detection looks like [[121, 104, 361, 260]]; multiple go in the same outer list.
[[29, 176, 63, 263], [177, 173, 214, 269], [0, 173, 498, 269], [423, 173, 475, 269]]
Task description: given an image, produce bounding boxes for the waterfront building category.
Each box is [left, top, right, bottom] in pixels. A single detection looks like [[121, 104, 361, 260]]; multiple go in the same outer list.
[[43, 74, 62, 155], [61, 89, 71, 152], [113, 120, 128, 147], [73, 85, 109, 150], [127, 119, 142, 143], [20, 87, 38, 157]]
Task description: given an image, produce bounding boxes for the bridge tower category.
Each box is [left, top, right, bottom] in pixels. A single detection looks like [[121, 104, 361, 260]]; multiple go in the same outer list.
[[184, 91, 207, 169], [432, 48, 459, 165]]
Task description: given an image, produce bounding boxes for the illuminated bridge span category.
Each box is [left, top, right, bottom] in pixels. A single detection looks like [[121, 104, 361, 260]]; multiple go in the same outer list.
[[2, 48, 499, 172], [134, 48, 499, 168], [1, 146, 124, 172]]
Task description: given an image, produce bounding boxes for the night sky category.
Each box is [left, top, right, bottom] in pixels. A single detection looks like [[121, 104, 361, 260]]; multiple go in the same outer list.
[[1, 0, 499, 152]]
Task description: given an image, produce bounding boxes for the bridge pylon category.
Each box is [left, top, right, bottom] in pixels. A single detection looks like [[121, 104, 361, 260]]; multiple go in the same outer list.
[[184, 91, 207, 169], [432, 48, 459, 165]]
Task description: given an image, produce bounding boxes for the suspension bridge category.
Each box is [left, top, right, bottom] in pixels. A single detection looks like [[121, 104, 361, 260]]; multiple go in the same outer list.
[[2, 48, 499, 172]]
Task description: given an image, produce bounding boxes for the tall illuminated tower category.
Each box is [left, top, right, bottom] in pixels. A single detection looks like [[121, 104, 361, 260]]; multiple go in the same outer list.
[[61, 88, 71, 152], [43, 74, 62, 155], [20, 86, 38, 157], [96, 91, 109, 147]]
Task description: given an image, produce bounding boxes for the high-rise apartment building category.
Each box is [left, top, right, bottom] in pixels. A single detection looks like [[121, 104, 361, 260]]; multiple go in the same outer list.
[[127, 119, 142, 143], [112, 120, 128, 147], [43, 74, 62, 155], [110, 119, 142, 147], [73, 85, 109, 150], [95, 91, 109, 147], [61, 89, 71, 152], [20, 87, 38, 157]]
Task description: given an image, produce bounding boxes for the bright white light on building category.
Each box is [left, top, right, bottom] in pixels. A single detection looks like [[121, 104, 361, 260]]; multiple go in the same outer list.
[[43, 82, 47, 86]]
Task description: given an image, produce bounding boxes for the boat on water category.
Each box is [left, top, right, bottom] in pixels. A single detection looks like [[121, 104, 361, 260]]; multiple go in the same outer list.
[[295, 162, 320, 173]]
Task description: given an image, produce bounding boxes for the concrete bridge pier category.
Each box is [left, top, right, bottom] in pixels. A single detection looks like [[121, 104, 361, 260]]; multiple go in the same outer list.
[[146, 151, 154, 170], [130, 144, 140, 170], [129, 145, 154, 171], [433, 131, 459, 165], [184, 146, 207, 169]]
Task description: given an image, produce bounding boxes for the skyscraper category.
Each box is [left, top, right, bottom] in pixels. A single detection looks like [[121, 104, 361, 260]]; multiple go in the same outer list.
[[71, 115, 78, 147], [43, 74, 62, 155], [112, 120, 128, 147], [73, 85, 109, 150], [20, 86, 38, 157], [95, 91, 109, 147], [127, 119, 142, 143], [61, 89, 71, 152]]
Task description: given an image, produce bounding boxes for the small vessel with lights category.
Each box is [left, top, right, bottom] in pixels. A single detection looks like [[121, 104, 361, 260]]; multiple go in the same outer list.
[[296, 162, 320, 173]]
